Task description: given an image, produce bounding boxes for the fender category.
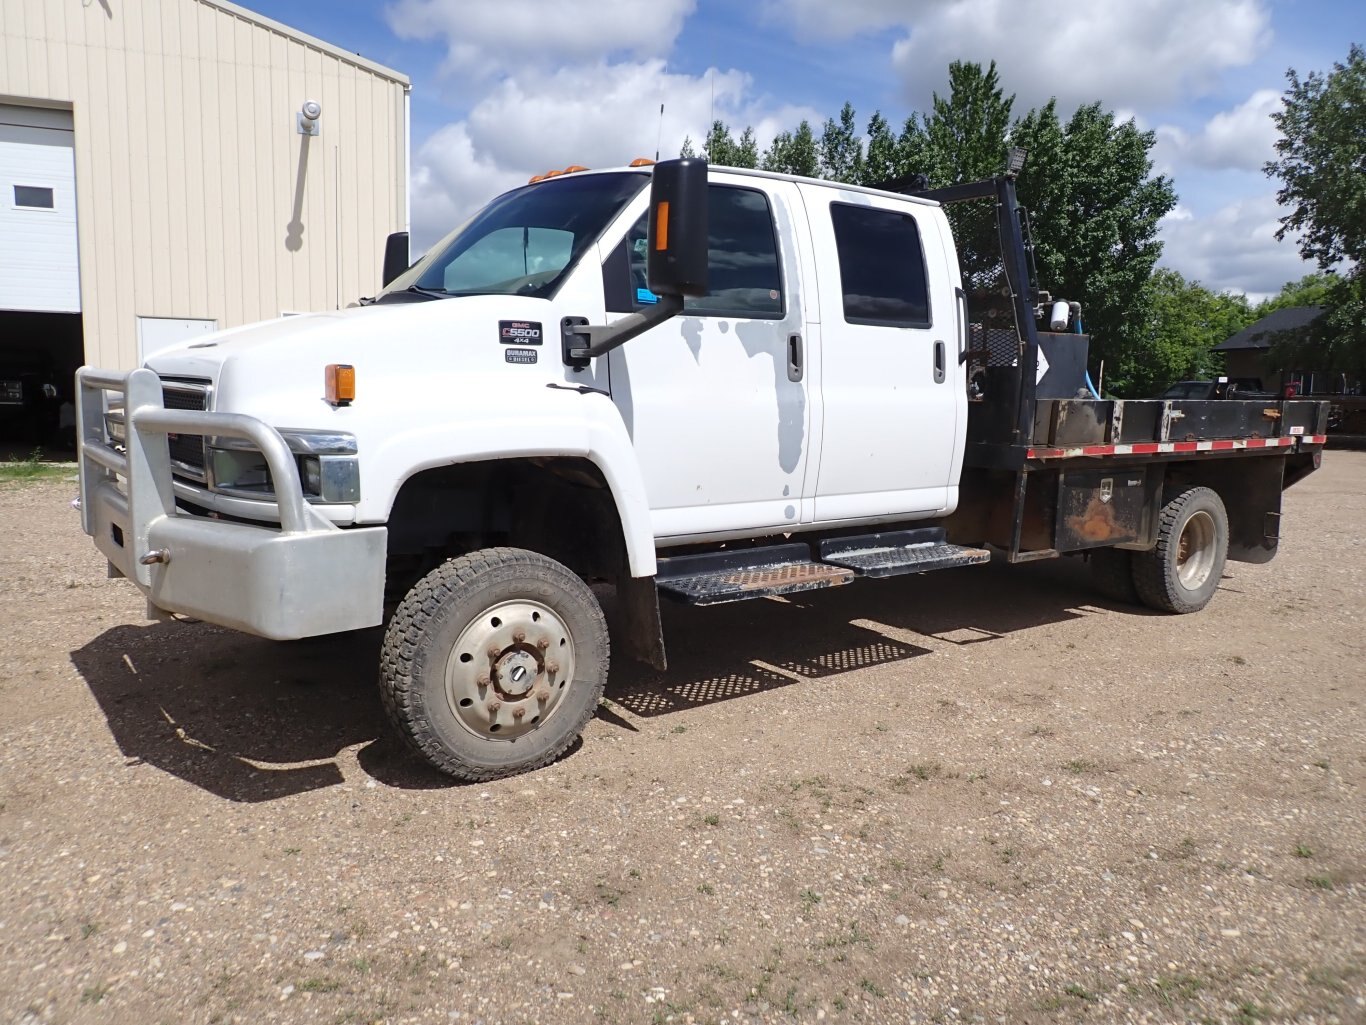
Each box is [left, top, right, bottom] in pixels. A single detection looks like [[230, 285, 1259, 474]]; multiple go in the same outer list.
[[367, 386, 657, 577]]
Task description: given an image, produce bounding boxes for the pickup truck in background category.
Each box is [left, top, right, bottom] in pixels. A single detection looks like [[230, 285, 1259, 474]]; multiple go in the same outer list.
[[76, 156, 1329, 781], [1159, 378, 1278, 401]]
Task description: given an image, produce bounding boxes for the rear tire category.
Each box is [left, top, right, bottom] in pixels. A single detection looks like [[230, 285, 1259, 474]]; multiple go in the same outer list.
[[1131, 486, 1228, 614], [1088, 547, 1139, 605], [379, 547, 609, 781]]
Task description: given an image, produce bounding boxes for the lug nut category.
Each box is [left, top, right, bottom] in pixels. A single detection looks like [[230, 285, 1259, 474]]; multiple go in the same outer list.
[[512, 707, 526, 721], [534, 688, 550, 704], [487, 645, 501, 660], [513, 629, 526, 643], [536, 636, 550, 650], [477, 674, 490, 688], [546, 661, 560, 675], [487, 700, 502, 716]]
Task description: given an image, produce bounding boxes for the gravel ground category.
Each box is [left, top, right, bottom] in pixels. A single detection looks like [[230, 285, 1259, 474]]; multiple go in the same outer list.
[[1, 455, 1363, 1025]]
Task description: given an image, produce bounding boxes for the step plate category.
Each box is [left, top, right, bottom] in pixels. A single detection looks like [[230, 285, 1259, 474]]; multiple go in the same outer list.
[[656, 549, 855, 606], [819, 538, 991, 578]]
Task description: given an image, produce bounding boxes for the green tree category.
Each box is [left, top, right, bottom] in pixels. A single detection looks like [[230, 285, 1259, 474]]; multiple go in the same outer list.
[[862, 111, 898, 186], [820, 101, 864, 183], [1264, 44, 1366, 375], [679, 136, 696, 159], [703, 120, 737, 165], [762, 119, 819, 177], [1012, 101, 1178, 394], [1255, 273, 1337, 316], [904, 60, 1014, 187], [734, 126, 760, 169], [1136, 269, 1254, 395]]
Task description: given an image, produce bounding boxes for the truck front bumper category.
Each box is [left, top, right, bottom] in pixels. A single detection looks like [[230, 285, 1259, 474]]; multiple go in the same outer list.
[[77, 367, 387, 640]]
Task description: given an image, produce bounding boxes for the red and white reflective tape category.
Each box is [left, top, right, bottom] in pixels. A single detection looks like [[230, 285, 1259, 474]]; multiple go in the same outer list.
[[1026, 435, 1326, 460]]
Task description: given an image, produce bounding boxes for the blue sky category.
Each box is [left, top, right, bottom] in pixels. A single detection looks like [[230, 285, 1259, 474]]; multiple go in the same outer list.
[[253, 0, 1361, 301]]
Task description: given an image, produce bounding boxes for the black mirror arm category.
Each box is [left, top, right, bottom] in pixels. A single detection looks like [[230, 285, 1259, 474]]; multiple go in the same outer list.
[[562, 295, 685, 364]]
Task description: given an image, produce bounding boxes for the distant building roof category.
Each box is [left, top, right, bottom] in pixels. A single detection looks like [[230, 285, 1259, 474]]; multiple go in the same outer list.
[[1215, 306, 1323, 352]]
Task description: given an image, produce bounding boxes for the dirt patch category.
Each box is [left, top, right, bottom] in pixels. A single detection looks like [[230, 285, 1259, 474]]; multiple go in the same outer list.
[[1, 456, 1363, 1024]]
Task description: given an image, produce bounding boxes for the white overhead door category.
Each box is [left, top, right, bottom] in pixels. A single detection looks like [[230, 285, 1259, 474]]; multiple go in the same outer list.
[[0, 105, 80, 313]]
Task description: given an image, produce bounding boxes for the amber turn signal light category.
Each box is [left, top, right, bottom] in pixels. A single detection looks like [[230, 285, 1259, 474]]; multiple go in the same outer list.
[[325, 363, 355, 406]]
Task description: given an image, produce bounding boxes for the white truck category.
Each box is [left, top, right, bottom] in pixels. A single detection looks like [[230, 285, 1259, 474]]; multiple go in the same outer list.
[[76, 158, 1329, 780]]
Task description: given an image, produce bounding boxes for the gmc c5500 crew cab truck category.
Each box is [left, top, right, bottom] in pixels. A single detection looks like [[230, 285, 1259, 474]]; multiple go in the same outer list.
[[77, 158, 1330, 780]]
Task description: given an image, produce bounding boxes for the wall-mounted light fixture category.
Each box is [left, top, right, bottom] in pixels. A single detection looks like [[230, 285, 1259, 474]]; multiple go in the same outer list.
[[297, 99, 322, 136]]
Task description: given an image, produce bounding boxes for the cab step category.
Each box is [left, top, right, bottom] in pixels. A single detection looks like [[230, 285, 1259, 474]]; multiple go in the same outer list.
[[817, 528, 992, 577], [655, 544, 855, 606]]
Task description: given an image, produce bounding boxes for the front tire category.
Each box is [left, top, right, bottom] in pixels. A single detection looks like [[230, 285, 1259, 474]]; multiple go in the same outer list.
[[379, 547, 609, 780], [1131, 486, 1229, 614]]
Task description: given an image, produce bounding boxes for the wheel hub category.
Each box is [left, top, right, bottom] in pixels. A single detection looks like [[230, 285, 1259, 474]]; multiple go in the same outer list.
[[444, 600, 575, 742]]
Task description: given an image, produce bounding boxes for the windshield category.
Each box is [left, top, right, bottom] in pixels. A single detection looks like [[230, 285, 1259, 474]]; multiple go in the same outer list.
[[380, 172, 648, 302]]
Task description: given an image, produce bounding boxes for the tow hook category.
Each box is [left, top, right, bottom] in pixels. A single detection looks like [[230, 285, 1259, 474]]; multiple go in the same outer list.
[[140, 549, 171, 566]]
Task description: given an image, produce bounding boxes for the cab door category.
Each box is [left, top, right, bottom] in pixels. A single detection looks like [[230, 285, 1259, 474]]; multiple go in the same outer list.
[[606, 177, 813, 541], [796, 186, 965, 522]]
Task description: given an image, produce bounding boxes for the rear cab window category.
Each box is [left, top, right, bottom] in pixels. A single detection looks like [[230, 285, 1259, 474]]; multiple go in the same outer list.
[[829, 202, 932, 328]]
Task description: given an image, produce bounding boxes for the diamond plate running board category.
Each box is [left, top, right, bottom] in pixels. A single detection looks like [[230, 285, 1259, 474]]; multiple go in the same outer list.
[[818, 529, 992, 578], [655, 544, 855, 606]]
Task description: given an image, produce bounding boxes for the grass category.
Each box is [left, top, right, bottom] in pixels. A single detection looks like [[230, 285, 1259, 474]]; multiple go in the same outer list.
[[1305, 874, 1334, 891], [1294, 844, 1314, 859], [800, 889, 822, 908], [296, 977, 341, 993], [703, 813, 720, 826], [0, 449, 72, 483], [697, 883, 714, 895], [80, 922, 99, 939], [1152, 974, 1202, 1007], [80, 983, 109, 1004], [1062, 758, 1097, 775]]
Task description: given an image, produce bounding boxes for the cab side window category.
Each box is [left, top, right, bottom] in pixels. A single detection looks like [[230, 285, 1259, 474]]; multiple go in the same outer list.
[[605, 185, 784, 319], [829, 203, 931, 328]]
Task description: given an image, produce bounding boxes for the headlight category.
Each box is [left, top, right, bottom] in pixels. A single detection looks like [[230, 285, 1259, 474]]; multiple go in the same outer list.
[[205, 430, 359, 503]]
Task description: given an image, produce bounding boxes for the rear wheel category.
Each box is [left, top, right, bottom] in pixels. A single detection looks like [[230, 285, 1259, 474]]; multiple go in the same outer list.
[[379, 547, 609, 780], [1088, 547, 1139, 605], [1131, 486, 1228, 613]]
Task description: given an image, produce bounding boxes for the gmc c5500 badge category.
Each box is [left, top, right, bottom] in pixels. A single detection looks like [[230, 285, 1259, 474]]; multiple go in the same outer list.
[[499, 320, 542, 345]]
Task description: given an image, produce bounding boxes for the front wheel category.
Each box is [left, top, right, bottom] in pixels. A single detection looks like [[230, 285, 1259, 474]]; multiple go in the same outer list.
[[1131, 486, 1229, 614], [379, 548, 609, 780]]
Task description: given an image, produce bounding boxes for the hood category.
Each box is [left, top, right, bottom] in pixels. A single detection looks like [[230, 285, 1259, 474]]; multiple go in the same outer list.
[[143, 296, 574, 423]]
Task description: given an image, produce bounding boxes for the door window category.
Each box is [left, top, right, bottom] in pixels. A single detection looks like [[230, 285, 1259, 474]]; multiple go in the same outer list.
[[829, 203, 931, 328], [607, 185, 784, 318]]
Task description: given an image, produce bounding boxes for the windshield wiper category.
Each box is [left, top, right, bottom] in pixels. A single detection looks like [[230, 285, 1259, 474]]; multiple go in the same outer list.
[[404, 284, 450, 299]]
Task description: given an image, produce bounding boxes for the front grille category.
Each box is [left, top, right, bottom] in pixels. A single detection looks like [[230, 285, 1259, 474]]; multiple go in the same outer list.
[[160, 380, 211, 481]]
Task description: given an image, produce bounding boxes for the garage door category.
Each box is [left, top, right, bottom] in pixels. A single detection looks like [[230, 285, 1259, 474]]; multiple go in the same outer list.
[[0, 105, 80, 313]]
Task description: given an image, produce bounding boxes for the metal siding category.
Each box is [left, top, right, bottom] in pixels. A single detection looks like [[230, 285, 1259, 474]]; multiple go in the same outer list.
[[0, 0, 408, 369]]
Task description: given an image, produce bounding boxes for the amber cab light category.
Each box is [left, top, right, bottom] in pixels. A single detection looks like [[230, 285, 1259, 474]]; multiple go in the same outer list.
[[325, 363, 355, 406]]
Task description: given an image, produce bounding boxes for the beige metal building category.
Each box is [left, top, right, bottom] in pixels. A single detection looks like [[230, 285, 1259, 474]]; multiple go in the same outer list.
[[0, 0, 409, 394]]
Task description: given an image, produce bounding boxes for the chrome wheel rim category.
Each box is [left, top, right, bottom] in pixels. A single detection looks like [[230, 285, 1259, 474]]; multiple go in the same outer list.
[[1176, 510, 1217, 590], [444, 600, 575, 742]]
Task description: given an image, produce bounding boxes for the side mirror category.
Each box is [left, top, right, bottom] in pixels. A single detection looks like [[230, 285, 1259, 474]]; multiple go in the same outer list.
[[647, 159, 708, 298], [382, 231, 410, 287]]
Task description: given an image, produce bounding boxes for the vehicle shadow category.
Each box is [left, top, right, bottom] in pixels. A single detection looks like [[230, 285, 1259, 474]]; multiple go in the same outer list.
[[69, 555, 1134, 802]]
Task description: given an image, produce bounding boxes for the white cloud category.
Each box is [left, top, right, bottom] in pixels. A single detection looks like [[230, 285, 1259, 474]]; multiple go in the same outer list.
[[385, 0, 695, 76], [1158, 191, 1310, 298], [771, 0, 1273, 112], [407, 60, 821, 253], [1155, 89, 1282, 173]]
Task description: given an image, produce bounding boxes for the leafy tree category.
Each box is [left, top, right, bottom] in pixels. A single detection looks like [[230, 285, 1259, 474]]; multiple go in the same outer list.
[[1264, 44, 1366, 375], [1255, 273, 1337, 316], [703, 120, 738, 165], [904, 60, 1014, 187], [679, 136, 696, 159], [1136, 269, 1254, 394], [734, 126, 760, 169], [762, 120, 819, 177], [820, 101, 864, 183], [862, 111, 898, 186], [1012, 101, 1177, 395]]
